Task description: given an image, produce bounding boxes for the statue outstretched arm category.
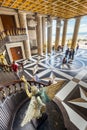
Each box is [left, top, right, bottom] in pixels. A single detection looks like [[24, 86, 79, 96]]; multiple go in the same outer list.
[[20, 75, 32, 98], [24, 82, 32, 98]]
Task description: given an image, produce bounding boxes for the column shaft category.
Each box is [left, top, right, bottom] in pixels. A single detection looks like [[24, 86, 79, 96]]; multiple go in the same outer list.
[[61, 19, 68, 47], [47, 18, 52, 53], [0, 16, 4, 31], [71, 17, 81, 49], [18, 12, 31, 59], [14, 14, 20, 28], [55, 19, 61, 50], [42, 17, 46, 52], [36, 15, 43, 55]]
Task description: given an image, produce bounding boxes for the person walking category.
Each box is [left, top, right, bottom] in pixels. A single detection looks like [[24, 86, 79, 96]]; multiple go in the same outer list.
[[62, 57, 67, 68], [11, 61, 19, 77], [69, 50, 72, 59], [76, 44, 79, 52], [65, 48, 69, 57], [71, 49, 75, 60]]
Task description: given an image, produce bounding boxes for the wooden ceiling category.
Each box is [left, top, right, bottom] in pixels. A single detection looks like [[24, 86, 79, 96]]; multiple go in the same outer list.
[[0, 0, 87, 19]]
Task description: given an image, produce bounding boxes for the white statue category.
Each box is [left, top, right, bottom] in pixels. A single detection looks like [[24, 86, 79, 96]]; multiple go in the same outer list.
[[20, 75, 65, 127]]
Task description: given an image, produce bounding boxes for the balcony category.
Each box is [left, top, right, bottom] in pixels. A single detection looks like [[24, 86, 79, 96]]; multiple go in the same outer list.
[[0, 28, 27, 44]]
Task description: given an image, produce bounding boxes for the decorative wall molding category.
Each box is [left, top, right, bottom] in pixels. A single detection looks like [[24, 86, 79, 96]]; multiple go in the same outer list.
[[0, 7, 17, 15], [5, 35, 27, 43]]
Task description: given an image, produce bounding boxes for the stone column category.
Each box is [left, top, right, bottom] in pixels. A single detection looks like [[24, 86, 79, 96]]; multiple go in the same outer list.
[[36, 15, 43, 55], [0, 16, 4, 31], [42, 17, 46, 53], [18, 12, 31, 59], [47, 17, 52, 53], [55, 18, 61, 50], [0, 16, 6, 39], [14, 14, 20, 28], [61, 19, 68, 47], [71, 17, 81, 49]]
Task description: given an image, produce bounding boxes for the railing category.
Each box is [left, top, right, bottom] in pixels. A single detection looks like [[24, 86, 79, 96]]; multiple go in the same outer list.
[[0, 28, 26, 41], [0, 79, 49, 102], [0, 63, 11, 72]]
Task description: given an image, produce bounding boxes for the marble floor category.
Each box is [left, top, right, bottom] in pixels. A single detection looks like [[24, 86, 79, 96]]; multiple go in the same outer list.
[[17, 49, 87, 130]]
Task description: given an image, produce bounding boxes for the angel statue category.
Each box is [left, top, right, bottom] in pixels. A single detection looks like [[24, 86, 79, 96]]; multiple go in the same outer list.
[[0, 50, 7, 65], [0, 50, 10, 71], [20, 75, 65, 128]]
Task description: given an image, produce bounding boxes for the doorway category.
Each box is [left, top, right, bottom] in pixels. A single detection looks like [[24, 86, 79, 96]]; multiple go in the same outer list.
[[10, 46, 23, 61]]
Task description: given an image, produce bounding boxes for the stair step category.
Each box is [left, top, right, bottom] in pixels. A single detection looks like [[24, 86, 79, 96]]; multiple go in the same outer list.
[[0, 71, 19, 85]]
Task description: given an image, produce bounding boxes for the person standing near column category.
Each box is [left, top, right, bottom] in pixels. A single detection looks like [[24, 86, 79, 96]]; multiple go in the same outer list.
[[76, 44, 79, 52]]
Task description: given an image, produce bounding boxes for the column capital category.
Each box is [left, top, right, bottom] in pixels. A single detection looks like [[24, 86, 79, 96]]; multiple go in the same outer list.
[[56, 17, 61, 20], [36, 13, 42, 18], [47, 16, 52, 20], [18, 10, 27, 16], [63, 19, 68, 22], [75, 16, 81, 20]]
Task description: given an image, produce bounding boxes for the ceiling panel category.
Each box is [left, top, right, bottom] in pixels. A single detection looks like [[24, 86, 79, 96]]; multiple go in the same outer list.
[[0, 0, 87, 19]]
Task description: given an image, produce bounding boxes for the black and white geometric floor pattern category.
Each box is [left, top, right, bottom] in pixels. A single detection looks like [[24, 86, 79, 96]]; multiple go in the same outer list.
[[17, 49, 87, 130]]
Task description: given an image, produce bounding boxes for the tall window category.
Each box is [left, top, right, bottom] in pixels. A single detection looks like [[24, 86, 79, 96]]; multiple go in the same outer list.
[[78, 16, 87, 37], [78, 16, 87, 48], [52, 19, 63, 45]]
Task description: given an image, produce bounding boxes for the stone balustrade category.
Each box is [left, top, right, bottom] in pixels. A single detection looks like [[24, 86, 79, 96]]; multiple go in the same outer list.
[[0, 28, 27, 43], [0, 80, 49, 102]]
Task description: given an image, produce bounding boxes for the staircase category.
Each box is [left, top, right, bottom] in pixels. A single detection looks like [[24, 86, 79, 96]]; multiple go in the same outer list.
[[0, 71, 19, 85]]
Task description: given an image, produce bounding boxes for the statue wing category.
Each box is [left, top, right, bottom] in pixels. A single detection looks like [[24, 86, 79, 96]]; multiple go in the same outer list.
[[40, 80, 65, 101], [21, 96, 46, 127], [21, 96, 38, 127], [20, 76, 46, 127], [3, 50, 6, 56]]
